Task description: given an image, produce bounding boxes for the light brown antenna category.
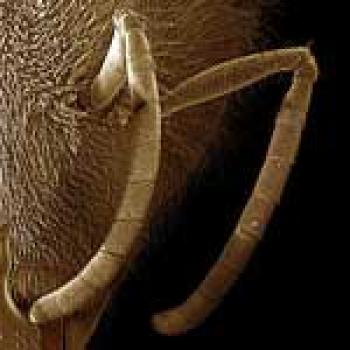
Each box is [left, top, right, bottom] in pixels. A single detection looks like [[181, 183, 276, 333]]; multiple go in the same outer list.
[[152, 47, 318, 335], [29, 11, 162, 324]]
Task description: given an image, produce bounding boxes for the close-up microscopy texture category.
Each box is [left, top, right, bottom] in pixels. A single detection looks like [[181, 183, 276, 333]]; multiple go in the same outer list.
[[0, 0, 337, 347]]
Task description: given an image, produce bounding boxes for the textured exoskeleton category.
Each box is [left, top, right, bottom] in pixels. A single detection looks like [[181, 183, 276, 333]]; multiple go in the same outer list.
[[0, 0, 318, 348]]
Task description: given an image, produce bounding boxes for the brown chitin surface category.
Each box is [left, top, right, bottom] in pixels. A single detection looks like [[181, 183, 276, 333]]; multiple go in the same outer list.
[[1, 0, 129, 313], [1, 226, 41, 348], [0, 0, 264, 317], [0, 319, 41, 350]]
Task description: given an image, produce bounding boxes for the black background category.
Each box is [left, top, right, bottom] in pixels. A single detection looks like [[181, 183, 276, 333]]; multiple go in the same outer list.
[[89, 0, 340, 342]]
